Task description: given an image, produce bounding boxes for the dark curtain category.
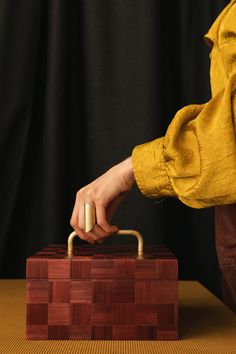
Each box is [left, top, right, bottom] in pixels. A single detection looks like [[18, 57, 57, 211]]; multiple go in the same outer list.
[[0, 0, 229, 300]]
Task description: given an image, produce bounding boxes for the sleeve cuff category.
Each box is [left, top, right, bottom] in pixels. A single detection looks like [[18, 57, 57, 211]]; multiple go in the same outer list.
[[131, 137, 177, 198]]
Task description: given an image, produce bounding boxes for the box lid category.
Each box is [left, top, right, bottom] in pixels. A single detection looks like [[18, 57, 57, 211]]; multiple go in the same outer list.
[[26, 244, 178, 280]]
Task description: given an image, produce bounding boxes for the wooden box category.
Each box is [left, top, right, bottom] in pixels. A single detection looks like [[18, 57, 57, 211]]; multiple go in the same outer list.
[[26, 234, 178, 340]]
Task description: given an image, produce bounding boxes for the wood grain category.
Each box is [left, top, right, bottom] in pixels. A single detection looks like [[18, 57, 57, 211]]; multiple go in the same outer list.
[[71, 259, 91, 279], [71, 304, 91, 325], [91, 260, 113, 279], [92, 280, 113, 303], [71, 281, 92, 303], [49, 281, 70, 303], [113, 280, 135, 303], [26, 243, 178, 340], [92, 304, 113, 325], [48, 304, 70, 325]]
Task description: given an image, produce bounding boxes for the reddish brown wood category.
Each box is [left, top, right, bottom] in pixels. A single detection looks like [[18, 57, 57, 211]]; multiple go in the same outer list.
[[71, 281, 92, 303], [27, 280, 49, 303], [92, 280, 113, 303], [26, 243, 178, 340], [114, 259, 135, 278], [91, 260, 113, 279], [135, 281, 158, 304], [48, 259, 70, 279], [92, 326, 112, 340], [113, 325, 136, 340], [135, 260, 158, 279], [70, 325, 91, 339], [134, 304, 157, 325], [27, 304, 48, 325], [48, 325, 70, 340], [156, 329, 178, 340], [156, 304, 178, 329], [48, 304, 70, 325], [71, 259, 91, 279], [71, 304, 91, 325], [113, 280, 135, 303], [49, 280, 70, 303], [26, 260, 48, 279], [113, 303, 134, 325], [27, 325, 48, 339], [135, 326, 157, 340], [92, 304, 113, 325]]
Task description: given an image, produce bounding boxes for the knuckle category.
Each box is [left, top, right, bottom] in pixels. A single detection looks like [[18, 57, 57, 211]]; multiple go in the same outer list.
[[86, 189, 92, 196], [86, 189, 95, 200], [78, 220, 84, 229], [98, 222, 109, 231], [77, 188, 94, 202], [73, 228, 86, 241], [76, 188, 85, 198], [76, 232, 86, 241]]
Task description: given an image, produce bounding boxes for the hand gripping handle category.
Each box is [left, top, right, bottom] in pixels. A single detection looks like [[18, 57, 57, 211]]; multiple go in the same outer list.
[[67, 229, 144, 257]]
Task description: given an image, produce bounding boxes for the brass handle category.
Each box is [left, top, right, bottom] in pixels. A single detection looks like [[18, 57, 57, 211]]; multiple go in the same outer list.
[[67, 229, 144, 257], [116, 229, 143, 256]]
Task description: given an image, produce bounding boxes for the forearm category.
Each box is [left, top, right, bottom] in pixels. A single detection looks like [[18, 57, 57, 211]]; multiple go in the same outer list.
[[131, 72, 236, 208]]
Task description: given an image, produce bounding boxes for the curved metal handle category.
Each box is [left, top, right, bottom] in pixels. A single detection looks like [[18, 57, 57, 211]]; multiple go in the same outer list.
[[67, 229, 144, 257], [116, 229, 143, 256]]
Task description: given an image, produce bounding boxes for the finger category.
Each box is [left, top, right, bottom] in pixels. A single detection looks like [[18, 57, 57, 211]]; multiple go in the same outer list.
[[89, 224, 114, 244], [70, 195, 95, 244], [95, 203, 119, 233], [73, 226, 95, 244], [94, 224, 114, 240], [93, 224, 110, 237], [76, 203, 111, 243], [71, 206, 95, 244], [83, 225, 110, 243]]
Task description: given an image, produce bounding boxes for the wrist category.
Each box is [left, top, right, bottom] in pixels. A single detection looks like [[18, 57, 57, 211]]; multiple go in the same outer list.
[[119, 156, 135, 190]]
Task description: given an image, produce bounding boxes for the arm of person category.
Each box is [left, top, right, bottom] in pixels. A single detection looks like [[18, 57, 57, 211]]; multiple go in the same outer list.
[[132, 6, 236, 208], [71, 4, 236, 242]]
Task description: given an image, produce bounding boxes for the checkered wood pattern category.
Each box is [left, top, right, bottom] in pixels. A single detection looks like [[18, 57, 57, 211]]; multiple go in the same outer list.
[[26, 244, 178, 340]]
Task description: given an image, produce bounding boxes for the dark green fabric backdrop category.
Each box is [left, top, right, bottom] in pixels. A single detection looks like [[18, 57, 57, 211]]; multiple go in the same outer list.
[[0, 0, 229, 300]]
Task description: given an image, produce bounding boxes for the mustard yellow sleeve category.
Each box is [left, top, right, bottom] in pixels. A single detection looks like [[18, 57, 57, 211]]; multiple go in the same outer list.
[[132, 4, 236, 208], [132, 75, 236, 208]]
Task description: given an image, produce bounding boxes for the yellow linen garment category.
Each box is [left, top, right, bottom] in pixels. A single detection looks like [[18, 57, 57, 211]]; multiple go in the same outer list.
[[132, 0, 236, 208]]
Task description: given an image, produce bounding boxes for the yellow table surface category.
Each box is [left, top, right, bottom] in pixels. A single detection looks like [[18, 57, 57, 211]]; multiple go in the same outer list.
[[0, 280, 236, 354]]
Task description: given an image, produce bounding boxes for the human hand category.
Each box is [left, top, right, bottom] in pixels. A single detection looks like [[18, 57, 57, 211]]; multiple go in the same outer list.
[[70, 156, 135, 243]]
